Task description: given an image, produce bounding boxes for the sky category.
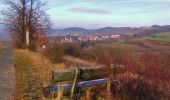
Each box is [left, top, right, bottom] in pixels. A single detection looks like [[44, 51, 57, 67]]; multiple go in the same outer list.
[[1, 0, 170, 29]]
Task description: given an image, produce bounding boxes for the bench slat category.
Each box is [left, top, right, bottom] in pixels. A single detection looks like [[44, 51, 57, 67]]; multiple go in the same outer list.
[[52, 65, 125, 83], [43, 78, 118, 96]]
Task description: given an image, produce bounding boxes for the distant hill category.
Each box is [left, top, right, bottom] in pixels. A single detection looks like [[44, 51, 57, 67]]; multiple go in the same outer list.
[[50, 25, 170, 36], [56, 27, 89, 33]]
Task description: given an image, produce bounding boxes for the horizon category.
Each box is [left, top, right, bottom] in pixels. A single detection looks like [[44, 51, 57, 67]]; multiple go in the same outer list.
[[53, 24, 170, 30], [0, 24, 170, 31], [1, 0, 170, 29]]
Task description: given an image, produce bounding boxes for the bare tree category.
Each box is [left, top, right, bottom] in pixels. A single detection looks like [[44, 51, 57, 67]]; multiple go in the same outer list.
[[2, 0, 51, 48]]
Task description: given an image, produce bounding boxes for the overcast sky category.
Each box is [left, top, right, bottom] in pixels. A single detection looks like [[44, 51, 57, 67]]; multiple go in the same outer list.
[[1, 0, 170, 29]]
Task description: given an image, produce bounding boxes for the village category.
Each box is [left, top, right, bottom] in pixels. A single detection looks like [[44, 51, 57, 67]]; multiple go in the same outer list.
[[47, 33, 121, 44]]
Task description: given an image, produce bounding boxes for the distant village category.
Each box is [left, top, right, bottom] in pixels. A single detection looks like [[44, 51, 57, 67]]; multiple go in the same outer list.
[[47, 33, 121, 44]]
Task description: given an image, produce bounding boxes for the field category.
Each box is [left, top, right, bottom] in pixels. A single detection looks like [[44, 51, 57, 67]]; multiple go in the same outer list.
[[131, 32, 170, 42]]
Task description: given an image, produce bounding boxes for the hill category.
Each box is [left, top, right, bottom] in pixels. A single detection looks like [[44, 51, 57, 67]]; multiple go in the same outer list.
[[50, 25, 170, 36]]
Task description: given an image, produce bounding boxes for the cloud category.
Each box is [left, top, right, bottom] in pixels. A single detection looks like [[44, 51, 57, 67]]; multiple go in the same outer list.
[[0, 2, 7, 9], [68, 7, 112, 14]]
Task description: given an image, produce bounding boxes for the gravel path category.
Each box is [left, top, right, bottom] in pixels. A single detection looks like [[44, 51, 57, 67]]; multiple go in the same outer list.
[[0, 47, 15, 100]]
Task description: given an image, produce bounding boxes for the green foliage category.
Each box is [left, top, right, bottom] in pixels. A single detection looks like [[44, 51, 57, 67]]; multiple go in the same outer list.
[[152, 32, 170, 37]]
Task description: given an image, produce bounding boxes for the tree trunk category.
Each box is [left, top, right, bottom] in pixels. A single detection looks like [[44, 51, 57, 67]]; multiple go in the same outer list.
[[22, 0, 27, 46], [26, 28, 29, 46]]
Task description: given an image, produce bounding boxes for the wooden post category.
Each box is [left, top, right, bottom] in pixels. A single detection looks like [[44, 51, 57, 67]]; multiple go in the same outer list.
[[106, 64, 114, 100], [56, 86, 63, 100], [107, 79, 111, 99], [51, 88, 55, 100], [71, 67, 81, 100], [85, 90, 91, 100]]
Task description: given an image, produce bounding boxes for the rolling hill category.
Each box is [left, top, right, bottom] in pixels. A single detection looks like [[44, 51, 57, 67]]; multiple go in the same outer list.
[[50, 25, 170, 36]]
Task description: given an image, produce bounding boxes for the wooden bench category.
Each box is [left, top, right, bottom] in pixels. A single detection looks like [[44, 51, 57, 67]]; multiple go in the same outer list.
[[43, 65, 125, 99]]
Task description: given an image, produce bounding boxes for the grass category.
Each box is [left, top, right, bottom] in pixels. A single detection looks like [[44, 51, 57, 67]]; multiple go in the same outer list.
[[14, 49, 63, 99], [138, 36, 170, 43], [14, 49, 33, 99], [15, 50, 48, 99], [152, 32, 170, 37]]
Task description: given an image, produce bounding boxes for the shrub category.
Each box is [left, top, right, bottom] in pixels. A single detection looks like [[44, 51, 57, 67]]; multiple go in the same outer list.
[[80, 44, 125, 65], [43, 43, 64, 63], [62, 43, 81, 57], [28, 40, 37, 51], [119, 77, 165, 100], [118, 51, 170, 99]]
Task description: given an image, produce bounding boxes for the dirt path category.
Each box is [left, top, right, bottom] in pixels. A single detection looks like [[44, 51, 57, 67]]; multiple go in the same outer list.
[[64, 56, 104, 67], [0, 47, 15, 100]]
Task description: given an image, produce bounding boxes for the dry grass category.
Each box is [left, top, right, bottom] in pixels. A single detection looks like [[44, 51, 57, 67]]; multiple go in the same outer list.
[[14, 49, 67, 99], [64, 55, 105, 68], [15, 49, 65, 87], [14, 49, 34, 99]]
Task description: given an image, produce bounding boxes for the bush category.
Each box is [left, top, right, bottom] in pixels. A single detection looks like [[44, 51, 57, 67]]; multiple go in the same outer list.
[[43, 44, 64, 63], [62, 43, 81, 57], [28, 40, 37, 51], [78, 44, 125, 65], [119, 77, 165, 100]]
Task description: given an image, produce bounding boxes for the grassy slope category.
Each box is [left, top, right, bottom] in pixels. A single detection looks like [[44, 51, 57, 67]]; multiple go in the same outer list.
[[149, 32, 170, 42], [14, 50, 45, 99], [14, 49, 34, 99], [153, 32, 170, 37], [14, 49, 61, 99], [138, 32, 170, 42]]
